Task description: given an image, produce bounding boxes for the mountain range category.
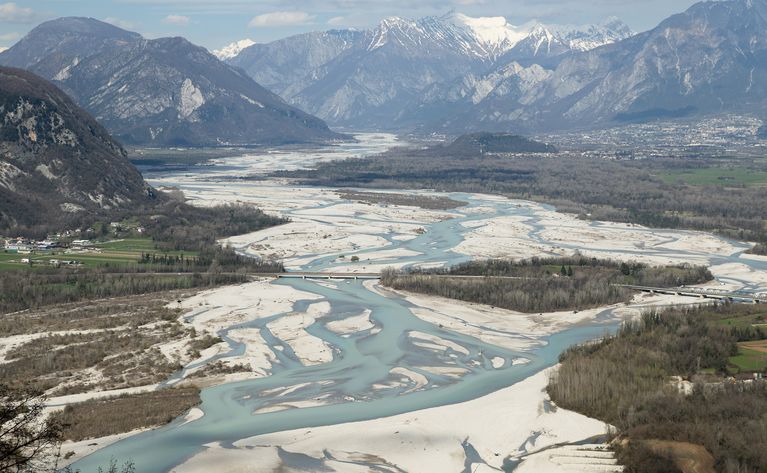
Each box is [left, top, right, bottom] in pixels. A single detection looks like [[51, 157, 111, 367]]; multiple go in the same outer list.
[[0, 18, 345, 147], [0, 66, 151, 232], [227, 1, 767, 133], [1, 0, 764, 142], [227, 12, 634, 130]]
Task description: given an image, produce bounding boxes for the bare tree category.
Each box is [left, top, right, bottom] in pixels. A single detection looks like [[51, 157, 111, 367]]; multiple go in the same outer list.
[[0, 386, 60, 472]]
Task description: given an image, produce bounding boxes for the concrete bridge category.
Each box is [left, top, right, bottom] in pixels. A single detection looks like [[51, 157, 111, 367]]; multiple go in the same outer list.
[[613, 284, 764, 304], [266, 272, 382, 280], [261, 272, 533, 281]]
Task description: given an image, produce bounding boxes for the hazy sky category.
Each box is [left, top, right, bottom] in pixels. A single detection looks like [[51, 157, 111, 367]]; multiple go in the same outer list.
[[0, 0, 703, 51]]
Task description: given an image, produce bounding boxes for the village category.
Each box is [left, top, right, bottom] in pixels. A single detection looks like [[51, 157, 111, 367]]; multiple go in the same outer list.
[[2, 237, 97, 267], [1, 222, 151, 269]]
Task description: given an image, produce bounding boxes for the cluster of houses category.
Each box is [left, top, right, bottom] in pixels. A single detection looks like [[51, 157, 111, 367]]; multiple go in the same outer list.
[[2, 237, 95, 254], [2, 237, 93, 267]]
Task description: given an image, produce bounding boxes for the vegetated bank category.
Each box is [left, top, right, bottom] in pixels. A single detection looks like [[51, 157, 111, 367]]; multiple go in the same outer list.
[[548, 304, 767, 473], [0, 202, 286, 314], [52, 387, 202, 442], [278, 132, 767, 254], [335, 190, 467, 210], [0, 291, 206, 395], [381, 256, 712, 313], [0, 383, 201, 473]]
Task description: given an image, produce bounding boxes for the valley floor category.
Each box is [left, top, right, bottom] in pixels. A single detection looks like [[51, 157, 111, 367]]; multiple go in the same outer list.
[[41, 136, 767, 472]]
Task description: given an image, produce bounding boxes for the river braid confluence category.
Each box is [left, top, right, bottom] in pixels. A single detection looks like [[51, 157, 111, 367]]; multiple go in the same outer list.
[[69, 137, 767, 472]]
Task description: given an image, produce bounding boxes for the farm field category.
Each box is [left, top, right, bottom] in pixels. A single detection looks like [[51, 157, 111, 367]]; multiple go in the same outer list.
[[729, 340, 767, 373], [0, 238, 197, 270], [658, 167, 767, 187]]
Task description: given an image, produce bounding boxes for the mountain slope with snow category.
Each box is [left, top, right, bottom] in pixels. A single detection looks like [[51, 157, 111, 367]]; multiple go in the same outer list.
[[228, 12, 632, 130], [423, 0, 767, 132], [213, 39, 256, 60]]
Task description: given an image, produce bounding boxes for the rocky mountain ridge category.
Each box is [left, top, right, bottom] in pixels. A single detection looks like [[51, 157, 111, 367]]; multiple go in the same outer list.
[[227, 12, 633, 130], [0, 17, 346, 147], [229, 1, 767, 133]]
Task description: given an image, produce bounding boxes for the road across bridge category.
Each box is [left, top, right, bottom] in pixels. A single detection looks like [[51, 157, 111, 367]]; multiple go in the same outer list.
[[261, 273, 537, 281], [267, 272, 382, 280], [613, 284, 764, 304]]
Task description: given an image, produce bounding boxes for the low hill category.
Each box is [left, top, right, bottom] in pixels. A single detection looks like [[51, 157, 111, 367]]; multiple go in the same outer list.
[[442, 132, 557, 156]]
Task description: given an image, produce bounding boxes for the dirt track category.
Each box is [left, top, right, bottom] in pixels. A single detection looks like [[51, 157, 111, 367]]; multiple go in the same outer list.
[[644, 440, 716, 473]]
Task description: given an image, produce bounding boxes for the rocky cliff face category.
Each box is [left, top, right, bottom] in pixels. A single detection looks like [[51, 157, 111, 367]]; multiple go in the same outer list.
[[0, 66, 151, 231], [0, 17, 345, 147]]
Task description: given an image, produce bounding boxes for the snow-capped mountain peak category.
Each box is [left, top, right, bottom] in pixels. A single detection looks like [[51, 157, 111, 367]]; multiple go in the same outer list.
[[439, 12, 630, 58], [549, 18, 633, 51], [223, 11, 637, 130], [359, 12, 632, 58], [367, 16, 422, 50], [447, 12, 532, 52], [213, 39, 256, 60]]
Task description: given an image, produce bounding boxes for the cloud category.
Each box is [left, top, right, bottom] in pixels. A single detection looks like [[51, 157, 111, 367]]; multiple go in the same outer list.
[[326, 13, 371, 28], [248, 11, 315, 27], [0, 32, 19, 41], [162, 14, 191, 25], [104, 17, 139, 31], [0, 2, 41, 23]]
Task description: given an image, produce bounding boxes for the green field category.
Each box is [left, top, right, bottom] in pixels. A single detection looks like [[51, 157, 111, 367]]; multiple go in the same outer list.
[[96, 238, 159, 252], [716, 312, 767, 329], [729, 343, 767, 373], [129, 147, 244, 166], [0, 238, 198, 271], [659, 167, 767, 187]]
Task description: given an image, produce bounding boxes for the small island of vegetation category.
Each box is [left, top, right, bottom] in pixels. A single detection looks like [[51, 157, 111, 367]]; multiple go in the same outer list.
[[381, 256, 712, 313]]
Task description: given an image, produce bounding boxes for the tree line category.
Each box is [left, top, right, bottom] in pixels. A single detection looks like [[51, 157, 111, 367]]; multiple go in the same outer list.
[[0, 269, 245, 314], [380, 257, 712, 313]]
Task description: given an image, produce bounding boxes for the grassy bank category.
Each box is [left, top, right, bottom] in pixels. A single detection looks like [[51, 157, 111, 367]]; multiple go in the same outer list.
[[53, 388, 201, 443], [0, 202, 286, 314]]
